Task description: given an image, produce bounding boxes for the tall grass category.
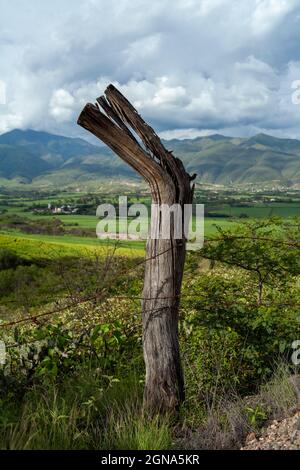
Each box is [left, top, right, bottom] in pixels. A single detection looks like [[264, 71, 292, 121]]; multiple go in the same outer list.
[[0, 370, 172, 450], [258, 362, 299, 419], [0, 358, 298, 450], [176, 360, 299, 450]]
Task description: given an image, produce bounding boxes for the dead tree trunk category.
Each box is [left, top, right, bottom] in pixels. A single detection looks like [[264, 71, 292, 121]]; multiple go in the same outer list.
[[77, 84, 194, 413]]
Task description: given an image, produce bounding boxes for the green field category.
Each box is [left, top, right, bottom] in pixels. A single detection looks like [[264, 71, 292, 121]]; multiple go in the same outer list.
[[209, 202, 300, 218], [1, 188, 300, 259], [0, 232, 145, 260], [0, 217, 232, 260]]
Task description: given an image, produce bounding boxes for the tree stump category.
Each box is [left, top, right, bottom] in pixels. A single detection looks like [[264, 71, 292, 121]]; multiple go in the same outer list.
[[78, 84, 195, 413]]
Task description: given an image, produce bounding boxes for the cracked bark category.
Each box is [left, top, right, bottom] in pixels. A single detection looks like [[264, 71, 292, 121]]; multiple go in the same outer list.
[[77, 84, 194, 413]]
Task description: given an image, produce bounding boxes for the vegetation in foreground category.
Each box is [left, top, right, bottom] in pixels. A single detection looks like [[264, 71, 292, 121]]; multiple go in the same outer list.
[[0, 217, 299, 449]]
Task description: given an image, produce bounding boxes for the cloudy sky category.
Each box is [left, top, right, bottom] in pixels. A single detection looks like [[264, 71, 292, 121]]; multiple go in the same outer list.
[[1, 0, 300, 141]]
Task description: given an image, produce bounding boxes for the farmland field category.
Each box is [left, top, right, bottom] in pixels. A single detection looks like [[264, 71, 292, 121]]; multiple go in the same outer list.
[[1, 187, 300, 255], [207, 202, 300, 218], [0, 232, 145, 260]]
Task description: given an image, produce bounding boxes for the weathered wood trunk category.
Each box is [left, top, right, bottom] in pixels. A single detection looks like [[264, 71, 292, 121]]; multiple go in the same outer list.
[[77, 84, 194, 413], [142, 237, 186, 411]]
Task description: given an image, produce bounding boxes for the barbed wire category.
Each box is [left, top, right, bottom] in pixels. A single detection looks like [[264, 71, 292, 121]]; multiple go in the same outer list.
[[0, 244, 175, 329], [2, 291, 300, 330], [3, 294, 300, 352], [1, 233, 300, 341]]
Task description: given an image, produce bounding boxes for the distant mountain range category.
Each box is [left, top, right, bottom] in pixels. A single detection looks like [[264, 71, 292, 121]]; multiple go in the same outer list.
[[1, 129, 300, 188]]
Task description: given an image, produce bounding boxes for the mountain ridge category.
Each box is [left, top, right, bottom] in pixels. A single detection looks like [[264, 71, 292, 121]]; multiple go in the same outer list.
[[1, 129, 300, 187]]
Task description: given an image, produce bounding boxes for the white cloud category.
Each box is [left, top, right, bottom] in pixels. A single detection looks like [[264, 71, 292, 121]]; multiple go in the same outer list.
[[1, 0, 300, 139], [251, 0, 298, 35], [235, 55, 276, 78], [123, 34, 161, 64], [159, 128, 217, 140], [175, 0, 228, 15], [50, 89, 75, 122], [0, 80, 6, 105]]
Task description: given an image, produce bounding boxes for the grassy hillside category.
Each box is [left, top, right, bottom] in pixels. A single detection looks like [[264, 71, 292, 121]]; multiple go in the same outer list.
[[168, 133, 300, 184], [0, 232, 145, 260], [0, 129, 135, 184]]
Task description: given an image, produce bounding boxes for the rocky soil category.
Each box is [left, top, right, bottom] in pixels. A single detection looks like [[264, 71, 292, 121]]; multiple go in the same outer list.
[[241, 411, 300, 450]]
